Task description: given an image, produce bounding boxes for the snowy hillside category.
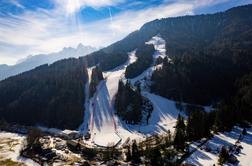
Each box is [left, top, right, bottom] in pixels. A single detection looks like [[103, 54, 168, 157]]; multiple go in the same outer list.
[[80, 51, 143, 147], [185, 126, 252, 166], [0, 44, 97, 80], [80, 36, 191, 147], [78, 35, 216, 147], [126, 36, 186, 135]]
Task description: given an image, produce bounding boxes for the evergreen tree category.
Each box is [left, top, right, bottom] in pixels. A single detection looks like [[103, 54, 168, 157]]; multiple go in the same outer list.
[[176, 114, 186, 131], [174, 114, 186, 151], [0, 58, 87, 129], [125, 44, 155, 78], [149, 147, 163, 166], [236, 73, 252, 123], [165, 130, 172, 146], [131, 140, 141, 163], [186, 110, 210, 141], [214, 101, 236, 132], [115, 80, 143, 124], [218, 146, 229, 165], [89, 65, 104, 97], [126, 145, 132, 161]]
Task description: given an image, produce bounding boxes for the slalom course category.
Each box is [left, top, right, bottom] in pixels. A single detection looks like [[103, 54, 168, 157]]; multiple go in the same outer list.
[[81, 51, 141, 147], [91, 80, 121, 147]]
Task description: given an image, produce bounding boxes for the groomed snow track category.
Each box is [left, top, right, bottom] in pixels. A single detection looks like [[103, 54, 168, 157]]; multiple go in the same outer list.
[[80, 35, 214, 147]]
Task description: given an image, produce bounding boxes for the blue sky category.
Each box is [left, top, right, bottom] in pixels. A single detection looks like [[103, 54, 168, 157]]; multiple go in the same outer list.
[[0, 0, 251, 65]]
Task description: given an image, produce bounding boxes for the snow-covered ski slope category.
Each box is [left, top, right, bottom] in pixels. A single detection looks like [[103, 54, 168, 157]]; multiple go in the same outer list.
[[87, 36, 185, 147], [185, 126, 252, 166], [127, 35, 214, 135], [81, 35, 213, 147], [140, 92, 186, 134], [79, 67, 93, 133], [129, 35, 165, 85], [127, 36, 186, 135], [82, 51, 143, 147]]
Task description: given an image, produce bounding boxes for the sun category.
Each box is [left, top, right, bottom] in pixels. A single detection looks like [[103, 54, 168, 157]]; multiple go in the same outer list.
[[65, 0, 82, 15]]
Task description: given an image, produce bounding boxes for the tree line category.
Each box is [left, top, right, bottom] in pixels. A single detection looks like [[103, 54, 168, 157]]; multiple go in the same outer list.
[[0, 58, 88, 129], [125, 44, 155, 78], [114, 80, 143, 124]]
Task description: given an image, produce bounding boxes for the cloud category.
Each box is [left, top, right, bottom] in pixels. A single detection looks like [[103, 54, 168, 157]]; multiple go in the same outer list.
[[0, 0, 250, 65], [9, 0, 25, 9], [53, 0, 125, 15]]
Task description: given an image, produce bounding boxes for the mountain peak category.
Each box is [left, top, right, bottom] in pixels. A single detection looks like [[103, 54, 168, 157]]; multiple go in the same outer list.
[[77, 43, 85, 49], [0, 44, 98, 80]]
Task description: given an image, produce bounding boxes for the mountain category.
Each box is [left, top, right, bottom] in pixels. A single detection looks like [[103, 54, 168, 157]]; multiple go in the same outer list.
[[85, 4, 252, 105], [0, 64, 8, 72], [0, 4, 252, 129], [0, 44, 97, 81]]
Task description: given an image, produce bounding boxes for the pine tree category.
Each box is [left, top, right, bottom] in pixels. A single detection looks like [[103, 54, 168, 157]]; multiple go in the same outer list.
[[165, 130, 172, 146], [115, 80, 143, 124], [126, 145, 132, 161], [218, 146, 229, 165], [174, 129, 186, 151], [149, 147, 163, 166], [176, 114, 186, 131], [89, 65, 104, 97], [214, 102, 236, 132], [174, 114, 186, 151], [131, 140, 141, 163], [186, 110, 209, 141]]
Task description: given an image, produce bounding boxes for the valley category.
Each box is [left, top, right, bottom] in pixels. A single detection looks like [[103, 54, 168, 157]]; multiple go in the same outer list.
[[0, 4, 252, 166]]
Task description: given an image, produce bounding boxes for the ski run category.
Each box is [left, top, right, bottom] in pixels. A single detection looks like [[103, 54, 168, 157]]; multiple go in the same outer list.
[[76, 36, 252, 165], [80, 35, 212, 148]]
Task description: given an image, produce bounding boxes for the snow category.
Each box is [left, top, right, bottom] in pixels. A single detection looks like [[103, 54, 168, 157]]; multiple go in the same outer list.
[[93, 132, 121, 147], [185, 126, 252, 166], [103, 50, 137, 97], [138, 92, 186, 134], [84, 38, 190, 147], [79, 67, 93, 133], [38, 126, 79, 138], [238, 128, 252, 166], [145, 35, 166, 59], [0, 131, 40, 166], [129, 65, 156, 86], [123, 36, 184, 135], [80, 35, 214, 147], [129, 36, 166, 85], [80, 36, 189, 147], [81, 50, 143, 147]]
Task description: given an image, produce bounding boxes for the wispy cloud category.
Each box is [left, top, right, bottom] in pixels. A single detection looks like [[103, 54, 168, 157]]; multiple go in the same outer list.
[[9, 0, 25, 9], [0, 0, 251, 65]]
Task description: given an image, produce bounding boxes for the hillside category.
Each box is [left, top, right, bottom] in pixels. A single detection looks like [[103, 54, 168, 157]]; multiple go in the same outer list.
[[0, 58, 88, 129], [0, 4, 252, 130], [84, 4, 252, 105]]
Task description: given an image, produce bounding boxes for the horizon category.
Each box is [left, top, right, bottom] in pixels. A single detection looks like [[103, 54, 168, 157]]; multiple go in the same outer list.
[[0, 0, 251, 65]]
